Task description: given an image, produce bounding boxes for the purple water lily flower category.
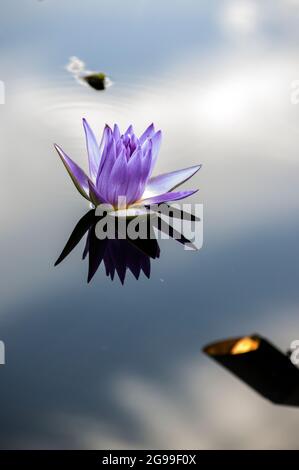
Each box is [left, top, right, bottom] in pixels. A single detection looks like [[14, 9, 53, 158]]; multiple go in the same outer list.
[[55, 120, 201, 215]]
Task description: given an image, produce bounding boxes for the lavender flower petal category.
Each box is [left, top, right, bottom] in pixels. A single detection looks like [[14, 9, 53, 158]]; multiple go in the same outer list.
[[98, 125, 113, 175], [143, 165, 202, 198], [126, 147, 143, 204], [131, 140, 153, 202], [56, 121, 201, 211], [113, 124, 120, 142], [54, 144, 90, 200], [83, 118, 101, 181], [99, 125, 111, 157], [124, 124, 134, 136], [97, 137, 116, 200], [108, 148, 128, 206], [149, 130, 162, 174], [88, 180, 107, 205], [139, 123, 155, 145], [134, 189, 198, 206]]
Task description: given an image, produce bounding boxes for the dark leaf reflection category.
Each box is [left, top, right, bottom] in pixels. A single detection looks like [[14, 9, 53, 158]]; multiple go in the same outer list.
[[55, 208, 196, 284]]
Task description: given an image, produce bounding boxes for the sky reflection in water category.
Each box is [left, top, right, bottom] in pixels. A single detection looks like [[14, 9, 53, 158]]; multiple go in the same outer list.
[[1, 0, 299, 449]]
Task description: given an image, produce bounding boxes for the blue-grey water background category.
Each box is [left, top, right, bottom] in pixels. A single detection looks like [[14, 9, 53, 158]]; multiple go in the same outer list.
[[1, 0, 299, 448]]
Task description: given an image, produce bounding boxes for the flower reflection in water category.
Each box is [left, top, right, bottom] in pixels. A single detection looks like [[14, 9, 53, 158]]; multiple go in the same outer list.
[[55, 208, 197, 284]]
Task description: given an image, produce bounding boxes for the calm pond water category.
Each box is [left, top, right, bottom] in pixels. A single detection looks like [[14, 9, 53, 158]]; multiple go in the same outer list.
[[1, 0, 299, 449]]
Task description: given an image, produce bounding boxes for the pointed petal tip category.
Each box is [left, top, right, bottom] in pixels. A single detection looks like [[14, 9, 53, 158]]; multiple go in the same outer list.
[[82, 117, 92, 131], [150, 129, 162, 141], [54, 143, 68, 162], [188, 163, 202, 174], [82, 117, 95, 132], [87, 267, 96, 283]]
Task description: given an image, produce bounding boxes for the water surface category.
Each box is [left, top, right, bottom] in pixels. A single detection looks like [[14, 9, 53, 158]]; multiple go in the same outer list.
[[1, 0, 299, 449]]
